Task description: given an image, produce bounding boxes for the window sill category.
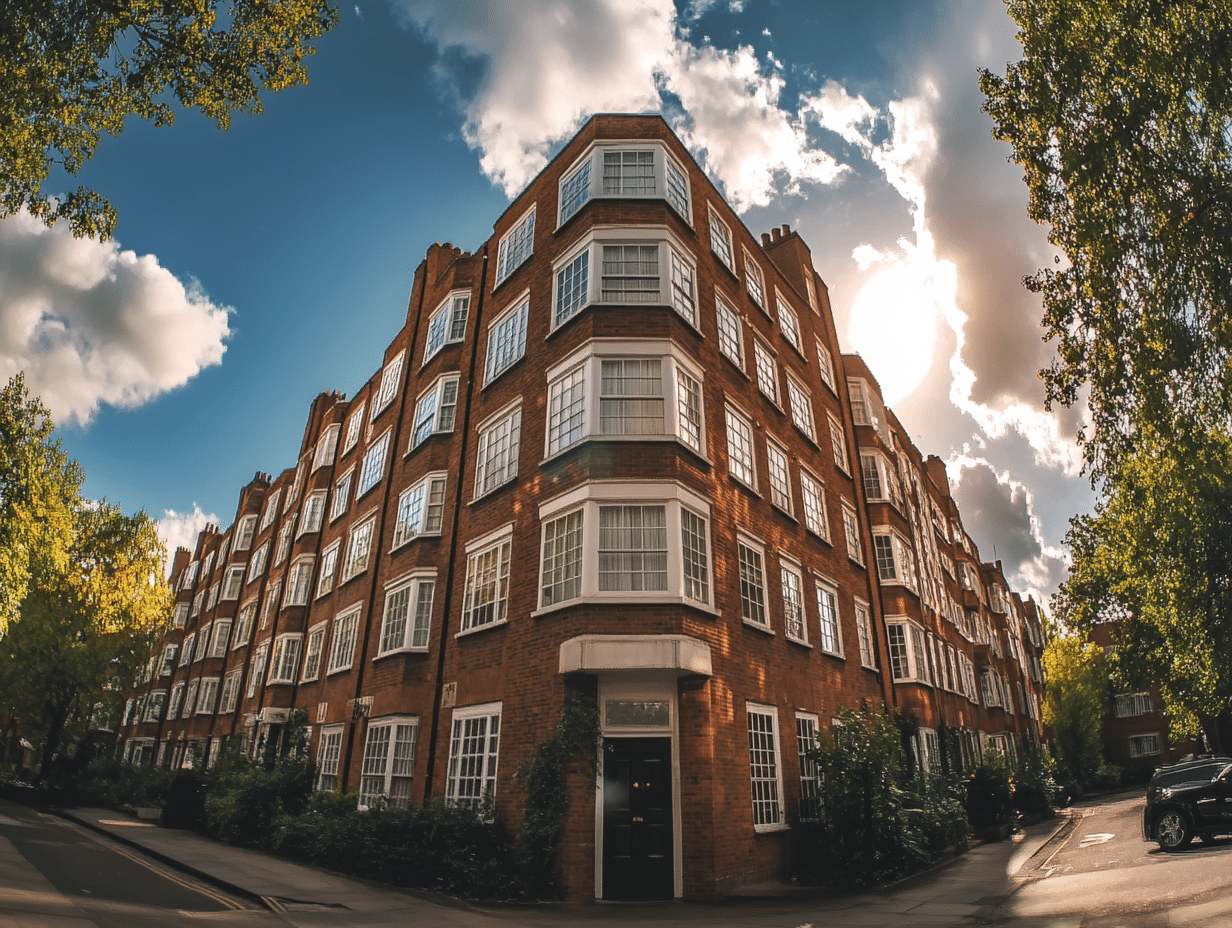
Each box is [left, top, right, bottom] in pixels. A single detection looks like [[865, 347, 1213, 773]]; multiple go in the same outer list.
[[786, 635, 811, 649], [534, 595, 718, 619], [374, 646, 429, 660], [456, 618, 509, 639], [742, 619, 773, 635], [753, 822, 789, 834]]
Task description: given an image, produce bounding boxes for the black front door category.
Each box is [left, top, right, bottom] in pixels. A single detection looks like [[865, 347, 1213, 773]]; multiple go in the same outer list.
[[602, 737, 673, 900]]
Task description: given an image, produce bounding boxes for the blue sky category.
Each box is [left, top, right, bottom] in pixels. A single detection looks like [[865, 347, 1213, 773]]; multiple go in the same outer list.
[[0, 0, 1093, 603]]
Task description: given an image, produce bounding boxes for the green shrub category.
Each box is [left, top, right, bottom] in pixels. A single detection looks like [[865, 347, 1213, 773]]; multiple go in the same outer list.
[[74, 756, 173, 810], [965, 755, 1014, 829], [1013, 751, 1059, 817]]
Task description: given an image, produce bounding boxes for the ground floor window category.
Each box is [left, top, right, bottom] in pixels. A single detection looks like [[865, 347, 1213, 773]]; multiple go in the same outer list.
[[358, 716, 418, 809], [446, 703, 501, 812], [746, 704, 784, 830], [1128, 733, 1161, 758]]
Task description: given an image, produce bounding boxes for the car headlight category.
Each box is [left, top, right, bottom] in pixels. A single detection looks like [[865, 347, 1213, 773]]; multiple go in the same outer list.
[[1160, 787, 1173, 800]]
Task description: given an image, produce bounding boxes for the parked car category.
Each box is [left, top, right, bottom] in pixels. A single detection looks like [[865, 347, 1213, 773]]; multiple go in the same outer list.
[[1142, 755, 1232, 850]]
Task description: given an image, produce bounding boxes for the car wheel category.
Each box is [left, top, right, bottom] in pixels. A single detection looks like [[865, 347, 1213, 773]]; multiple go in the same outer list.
[[1156, 809, 1192, 851]]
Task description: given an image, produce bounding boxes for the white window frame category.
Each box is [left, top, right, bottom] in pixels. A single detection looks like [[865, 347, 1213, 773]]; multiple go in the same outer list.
[[854, 598, 876, 669], [342, 402, 365, 457], [556, 142, 691, 227], [828, 414, 849, 473], [743, 248, 766, 310], [259, 490, 281, 532], [326, 606, 361, 675], [725, 404, 756, 488], [267, 633, 303, 685], [167, 683, 185, 721], [445, 702, 502, 811], [708, 205, 734, 271], [247, 543, 269, 584], [299, 490, 327, 536], [179, 634, 195, 666], [246, 642, 268, 697], [474, 403, 522, 498], [495, 207, 536, 287], [815, 580, 843, 657], [842, 502, 863, 564], [786, 377, 815, 441], [330, 469, 352, 522], [371, 350, 405, 419], [206, 581, 219, 612], [796, 712, 821, 822], [535, 482, 712, 612], [753, 339, 779, 405], [800, 469, 829, 541], [302, 622, 327, 682], [746, 703, 785, 831], [219, 669, 242, 715], [341, 516, 376, 583], [767, 439, 793, 515], [392, 473, 447, 547], [543, 339, 705, 458], [316, 542, 340, 598], [194, 624, 211, 661], [284, 556, 315, 607], [359, 716, 420, 810], [355, 429, 391, 499], [196, 677, 219, 716], [461, 524, 514, 633], [776, 293, 801, 351], [233, 600, 256, 649], [715, 291, 744, 370], [234, 516, 256, 552], [423, 292, 470, 364], [313, 423, 340, 472], [815, 338, 836, 392], [781, 560, 806, 644], [886, 618, 929, 683], [172, 602, 189, 628], [274, 517, 295, 566], [377, 570, 436, 656], [484, 295, 529, 384], [409, 374, 460, 449], [207, 620, 232, 659], [316, 725, 344, 792], [737, 535, 768, 630], [1114, 692, 1153, 717]]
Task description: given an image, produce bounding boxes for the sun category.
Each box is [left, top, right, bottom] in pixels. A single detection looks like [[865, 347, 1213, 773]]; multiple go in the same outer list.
[[846, 260, 939, 406]]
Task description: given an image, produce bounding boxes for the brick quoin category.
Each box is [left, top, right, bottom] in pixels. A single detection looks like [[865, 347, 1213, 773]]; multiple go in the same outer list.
[[121, 114, 1047, 902]]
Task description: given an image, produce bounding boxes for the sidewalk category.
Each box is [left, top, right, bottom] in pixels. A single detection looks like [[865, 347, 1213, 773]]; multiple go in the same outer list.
[[52, 805, 1070, 927]]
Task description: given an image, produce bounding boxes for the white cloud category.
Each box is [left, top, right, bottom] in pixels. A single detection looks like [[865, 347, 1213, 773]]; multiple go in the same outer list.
[[157, 504, 218, 576], [0, 210, 231, 426]]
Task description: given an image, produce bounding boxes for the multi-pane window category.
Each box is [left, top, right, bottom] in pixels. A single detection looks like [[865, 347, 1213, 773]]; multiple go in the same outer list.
[[848, 378, 872, 425], [182, 680, 200, 718], [259, 490, 281, 531], [796, 714, 821, 821], [206, 581, 220, 612], [179, 634, 195, 666], [599, 505, 668, 592], [681, 507, 710, 603], [776, 296, 801, 350], [327, 607, 360, 674], [246, 642, 268, 697], [601, 245, 658, 303], [316, 726, 344, 791], [234, 515, 256, 551], [267, 634, 302, 684], [861, 452, 885, 500], [829, 416, 849, 472], [475, 407, 522, 497], [603, 149, 655, 194], [331, 470, 352, 521], [461, 533, 512, 631], [708, 207, 734, 271], [815, 339, 836, 391], [342, 402, 365, 456], [172, 602, 189, 628], [424, 294, 469, 362], [356, 431, 391, 498], [372, 352, 405, 419], [411, 375, 459, 448], [767, 442, 793, 514], [744, 250, 766, 309], [1128, 733, 1161, 758], [559, 158, 592, 224], [815, 583, 842, 655], [159, 644, 178, 675], [232, 602, 255, 650], [547, 364, 586, 454], [541, 511, 583, 606], [301, 623, 327, 682], [786, 379, 815, 440], [144, 691, 166, 722], [191, 591, 205, 618], [753, 340, 779, 403], [313, 424, 340, 471], [800, 471, 829, 540], [1114, 693, 1153, 717], [781, 563, 805, 643], [484, 298, 528, 384], [196, 677, 219, 716], [747, 705, 783, 829], [886, 620, 928, 682], [316, 543, 339, 597], [738, 540, 768, 628], [725, 406, 756, 486], [284, 557, 314, 606], [359, 718, 419, 810], [222, 566, 244, 600], [378, 575, 435, 654], [194, 625, 211, 661], [167, 683, 185, 721], [665, 156, 690, 219], [393, 474, 447, 546], [842, 503, 863, 563], [342, 519, 375, 582], [600, 359, 663, 435], [854, 599, 875, 669], [555, 250, 589, 327], [715, 293, 744, 369], [669, 249, 696, 324], [676, 368, 703, 454], [208, 620, 232, 659], [299, 491, 326, 536], [874, 535, 898, 581], [874, 532, 915, 590], [495, 207, 535, 286], [247, 543, 269, 583], [446, 704, 502, 811], [274, 518, 295, 566]]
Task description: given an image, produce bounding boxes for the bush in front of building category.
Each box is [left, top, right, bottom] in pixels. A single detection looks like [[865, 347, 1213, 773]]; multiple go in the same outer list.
[[798, 704, 971, 885], [1012, 750, 1059, 818], [965, 755, 1014, 830], [73, 754, 173, 811]]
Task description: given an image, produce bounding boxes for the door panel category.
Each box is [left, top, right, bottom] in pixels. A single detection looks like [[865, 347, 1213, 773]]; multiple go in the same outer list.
[[603, 737, 673, 900]]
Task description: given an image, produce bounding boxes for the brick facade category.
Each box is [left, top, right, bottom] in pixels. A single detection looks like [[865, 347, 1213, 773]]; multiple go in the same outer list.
[[119, 114, 1046, 900]]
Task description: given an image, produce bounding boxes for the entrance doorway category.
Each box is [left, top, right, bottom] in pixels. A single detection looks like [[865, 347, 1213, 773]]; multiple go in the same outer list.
[[602, 737, 673, 900]]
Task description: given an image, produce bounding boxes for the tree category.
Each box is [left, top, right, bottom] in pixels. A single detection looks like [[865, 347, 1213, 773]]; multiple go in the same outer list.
[[1053, 428, 1232, 748], [0, 374, 81, 637], [980, 0, 1232, 481], [1, 0, 339, 240], [0, 501, 171, 781], [1041, 632, 1109, 792]]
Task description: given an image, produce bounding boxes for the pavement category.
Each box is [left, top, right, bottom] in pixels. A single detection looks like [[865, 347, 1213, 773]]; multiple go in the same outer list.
[[45, 804, 1073, 927]]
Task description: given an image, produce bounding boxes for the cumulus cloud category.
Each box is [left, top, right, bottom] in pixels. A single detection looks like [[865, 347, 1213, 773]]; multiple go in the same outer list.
[[157, 504, 218, 575], [948, 455, 1068, 602], [0, 210, 231, 426]]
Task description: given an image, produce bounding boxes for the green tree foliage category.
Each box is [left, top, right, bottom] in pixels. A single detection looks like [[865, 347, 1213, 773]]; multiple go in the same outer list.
[[1, 0, 339, 240], [1042, 632, 1112, 790], [0, 374, 81, 638], [980, 0, 1232, 480], [0, 500, 171, 780], [1053, 429, 1232, 746]]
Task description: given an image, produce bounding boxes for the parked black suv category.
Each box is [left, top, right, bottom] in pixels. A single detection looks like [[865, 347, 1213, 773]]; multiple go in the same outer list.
[[1142, 755, 1232, 850]]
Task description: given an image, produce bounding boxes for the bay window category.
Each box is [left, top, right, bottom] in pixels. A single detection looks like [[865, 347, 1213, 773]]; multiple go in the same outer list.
[[557, 143, 691, 226]]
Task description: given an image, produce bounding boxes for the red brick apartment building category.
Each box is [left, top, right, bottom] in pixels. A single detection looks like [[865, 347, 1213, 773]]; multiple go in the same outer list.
[[119, 115, 1046, 900]]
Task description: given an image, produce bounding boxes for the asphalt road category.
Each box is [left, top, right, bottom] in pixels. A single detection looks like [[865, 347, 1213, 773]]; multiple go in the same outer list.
[[0, 800, 262, 928]]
